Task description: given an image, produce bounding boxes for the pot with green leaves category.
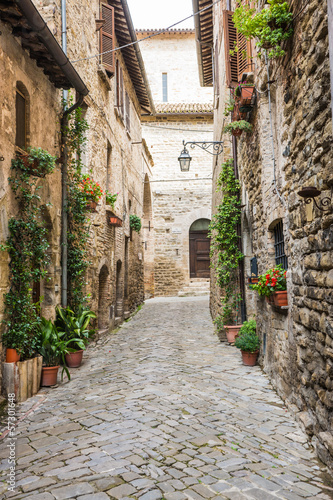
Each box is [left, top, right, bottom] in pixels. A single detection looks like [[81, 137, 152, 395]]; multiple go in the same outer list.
[[234, 319, 260, 366], [55, 306, 96, 368], [37, 318, 82, 386], [129, 214, 142, 232], [16, 147, 56, 178], [223, 120, 253, 137]]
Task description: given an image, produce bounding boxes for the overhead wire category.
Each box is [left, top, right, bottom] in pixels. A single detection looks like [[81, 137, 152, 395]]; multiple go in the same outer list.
[[71, 0, 221, 64]]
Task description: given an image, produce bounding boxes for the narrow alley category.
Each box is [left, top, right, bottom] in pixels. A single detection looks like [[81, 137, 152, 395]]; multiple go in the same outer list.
[[1, 297, 331, 500]]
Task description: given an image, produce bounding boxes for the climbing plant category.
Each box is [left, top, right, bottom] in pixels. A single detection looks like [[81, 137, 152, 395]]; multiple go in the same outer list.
[[1, 151, 56, 358], [65, 106, 91, 313], [209, 159, 243, 324]]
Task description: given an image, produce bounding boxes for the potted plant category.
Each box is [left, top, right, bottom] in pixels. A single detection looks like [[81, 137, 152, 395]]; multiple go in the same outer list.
[[15, 147, 56, 178], [80, 175, 103, 211], [223, 120, 253, 137], [235, 319, 260, 366], [36, 318, 79, 386], [129, 214, 142, 232], [251, 264, 287, 306], [105, 191, 118, 211], [233, 0, 293, 59], [55, 306, 96, 368]]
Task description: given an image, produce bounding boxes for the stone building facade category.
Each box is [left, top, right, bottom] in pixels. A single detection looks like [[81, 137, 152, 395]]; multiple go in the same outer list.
[[194, 0, 333, 469], [0, 0, 154, 390], [137, 30, 214, 297]]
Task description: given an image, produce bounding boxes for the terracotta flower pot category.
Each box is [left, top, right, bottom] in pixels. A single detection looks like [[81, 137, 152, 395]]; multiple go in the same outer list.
[[86, 200, 97, 212], [232, 128, 243, 137], [241, 350, 259, 366], [6, 348, 21, 363], [41, 366, 59, 386], [273, 290, 288, 306], [224, 325, 242, 344], [17, 152, 46, 178], [65, 350, 83, 368], [108, 215, 122, 227], [240, 86, 255, 106]]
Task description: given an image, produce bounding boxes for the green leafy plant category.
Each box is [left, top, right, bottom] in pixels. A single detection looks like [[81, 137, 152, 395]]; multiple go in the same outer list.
[[80, 175, 103, 203], [251, 264, 287, 296], [55, 305, 96, 350], [16, 147, 56, 177], [235, 320, 260, 352], [1, 151, 55, 358], [209, 159, 243, 325], [224, 97, 235, 117], [36, 317, 80, 380], [233, 0, 293, 59], [105, 191, 118, 210], [129, 214, 142, 232], [223, 120, 253, 135]]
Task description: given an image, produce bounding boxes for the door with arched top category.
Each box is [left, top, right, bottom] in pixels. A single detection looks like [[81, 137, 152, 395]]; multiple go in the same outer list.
[[189, 219, 211, 278]]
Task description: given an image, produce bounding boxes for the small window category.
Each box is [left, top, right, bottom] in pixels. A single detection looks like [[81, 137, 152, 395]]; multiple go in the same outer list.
[[106, 141, 112, 190], [115, 60, 124, 118], [274, 221, 288, 269], [16, 90, 26, 149], [162, 73, 168, 102]]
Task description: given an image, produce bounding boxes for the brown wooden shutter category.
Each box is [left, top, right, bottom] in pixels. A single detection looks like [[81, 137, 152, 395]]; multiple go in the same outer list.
[[223, 11, 238, 87], [120, 67, 124, 117], [237, 32, 252, 80], [125, 92, 130, 132], [214, 39, 220, 96], [223, 10, 252, 86], [100, 3, 115, 74]]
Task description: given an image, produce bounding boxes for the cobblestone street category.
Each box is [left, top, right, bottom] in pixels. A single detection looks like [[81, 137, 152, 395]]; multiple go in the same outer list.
[[1, 297, 332, 500]]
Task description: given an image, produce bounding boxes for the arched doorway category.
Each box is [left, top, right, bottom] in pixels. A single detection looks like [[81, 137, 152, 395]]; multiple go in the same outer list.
[[189, 219, 210, 278], [98, 265, 110, 329]]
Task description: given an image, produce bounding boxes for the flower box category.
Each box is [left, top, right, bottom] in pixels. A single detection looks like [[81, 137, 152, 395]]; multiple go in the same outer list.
[[108, 214, 122, 227], [86, 200, 98, 212], [239, 85, 255, 106], [273, 290, 288, 307]]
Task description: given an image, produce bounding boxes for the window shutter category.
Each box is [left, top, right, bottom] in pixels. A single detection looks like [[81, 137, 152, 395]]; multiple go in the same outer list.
[[100, 2, 115, 74], [223, 11, 238, 87], [214, 39, 220, 96], [223, 11, 252, 86], [125, 92, 131, 132], [237, 33, 252, 81], [120, 67, 124, 118]]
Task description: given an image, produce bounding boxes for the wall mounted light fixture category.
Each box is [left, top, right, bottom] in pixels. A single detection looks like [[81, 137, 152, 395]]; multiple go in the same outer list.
[[298, 186, 333, 212], [178, 140, 224, 172]]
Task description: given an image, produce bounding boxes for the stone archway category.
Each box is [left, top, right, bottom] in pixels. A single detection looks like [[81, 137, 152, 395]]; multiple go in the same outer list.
[[98, 264, 110, 329]]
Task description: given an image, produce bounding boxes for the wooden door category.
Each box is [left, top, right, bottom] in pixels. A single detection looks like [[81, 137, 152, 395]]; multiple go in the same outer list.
[[189, 230, 210, 278]]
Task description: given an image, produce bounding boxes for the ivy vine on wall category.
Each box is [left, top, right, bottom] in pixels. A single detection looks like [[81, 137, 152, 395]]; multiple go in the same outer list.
[[65, 107, 91, 313], [1, 151, 56, 358], [209, 159, 243, 324]]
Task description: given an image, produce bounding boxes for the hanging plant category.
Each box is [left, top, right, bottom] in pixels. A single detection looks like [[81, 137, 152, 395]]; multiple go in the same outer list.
[[209, 159, 243, 326], [15, 147, 56, 178], [105, 191, 118, 210], [223, 97, 236, 117], [223, 120, 253, 137], [233, 0, 293, 59], [129, 214, 142, 232]]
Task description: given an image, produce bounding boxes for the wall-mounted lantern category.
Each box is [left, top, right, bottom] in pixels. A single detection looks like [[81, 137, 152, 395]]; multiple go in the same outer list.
[[178, 140, 224, 172], [297, 186, 332, 212]]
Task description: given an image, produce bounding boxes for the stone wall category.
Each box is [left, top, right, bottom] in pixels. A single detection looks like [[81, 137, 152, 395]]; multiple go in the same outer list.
[[1, 0, 152, 393], [211, 0, 333, 468]]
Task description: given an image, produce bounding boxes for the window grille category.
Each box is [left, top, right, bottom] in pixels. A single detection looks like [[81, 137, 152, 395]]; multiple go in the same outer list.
[[274, 221, 288, 269]]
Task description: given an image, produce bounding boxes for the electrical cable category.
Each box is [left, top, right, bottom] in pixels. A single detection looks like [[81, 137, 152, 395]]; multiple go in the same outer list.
[[71, 0, 221, 64]]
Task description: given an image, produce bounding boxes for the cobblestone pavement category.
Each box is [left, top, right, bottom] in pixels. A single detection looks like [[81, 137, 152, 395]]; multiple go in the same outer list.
[[1, 297, 332, 500]]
